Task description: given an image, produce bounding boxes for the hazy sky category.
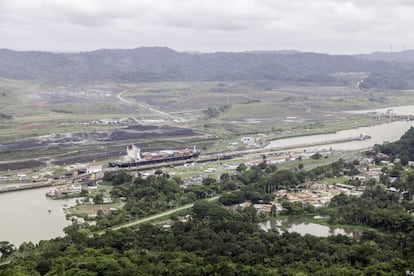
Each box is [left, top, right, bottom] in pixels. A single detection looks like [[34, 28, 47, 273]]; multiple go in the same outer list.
[[0, 0, 412, 54]]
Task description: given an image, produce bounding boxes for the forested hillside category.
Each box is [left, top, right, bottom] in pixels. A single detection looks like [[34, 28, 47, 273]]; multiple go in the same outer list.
[[1, 190, 413, 275], [374, 126, 414, 164], [1, 47, 413, 89]]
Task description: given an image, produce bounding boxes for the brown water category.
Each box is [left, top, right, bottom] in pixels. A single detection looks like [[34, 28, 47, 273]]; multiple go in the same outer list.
[[259, 218, 361, 239], [0, 187, 76, 247], [267, 120, 414, 151]]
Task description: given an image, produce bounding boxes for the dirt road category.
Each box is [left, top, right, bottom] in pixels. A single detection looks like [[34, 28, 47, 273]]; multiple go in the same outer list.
[[117, 90, 179, 121]]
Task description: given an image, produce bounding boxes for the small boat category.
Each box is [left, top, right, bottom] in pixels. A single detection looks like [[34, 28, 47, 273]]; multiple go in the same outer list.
[[358, 134, 371, 140]]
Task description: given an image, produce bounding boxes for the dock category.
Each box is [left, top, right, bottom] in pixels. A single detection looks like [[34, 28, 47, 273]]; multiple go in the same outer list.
[[0, 135, 371, 191], [0, 181, 66, 194]]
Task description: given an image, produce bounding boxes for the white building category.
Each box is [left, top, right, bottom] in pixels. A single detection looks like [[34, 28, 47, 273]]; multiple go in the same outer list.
[[127, 144, 141, 160], [86, 164, 103, 174], [241, 136, 256, 146]]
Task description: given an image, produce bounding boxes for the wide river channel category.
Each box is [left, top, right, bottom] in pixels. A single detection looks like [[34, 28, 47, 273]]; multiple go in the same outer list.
[[267, 105, 414, 151], [1, 105, 414, 246], [0, 187, 76, 247]]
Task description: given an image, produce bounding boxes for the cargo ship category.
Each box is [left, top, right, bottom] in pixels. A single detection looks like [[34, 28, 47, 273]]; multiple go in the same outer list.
[[108, 145, 200, 167]]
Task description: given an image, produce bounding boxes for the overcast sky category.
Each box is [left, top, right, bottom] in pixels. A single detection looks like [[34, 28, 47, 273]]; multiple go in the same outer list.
[[0, 0, 413, 54]]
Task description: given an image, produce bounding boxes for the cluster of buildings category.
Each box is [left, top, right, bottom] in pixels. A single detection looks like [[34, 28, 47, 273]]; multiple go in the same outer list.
[[181, 176, 204, 189], [230, 181, 366, 216], [46, 163, 103, 198], [46, 184, 83, 198], [89, 117, 137, 125], [228, 134, 268, 149], [275, 183, 364, 208]]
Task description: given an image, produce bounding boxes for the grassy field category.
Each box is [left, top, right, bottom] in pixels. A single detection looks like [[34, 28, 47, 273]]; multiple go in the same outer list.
[[157, 150, 349, 181], [68, 202, 124, 219], [321, 176, 348, 185], [2, 79, 412, 141]]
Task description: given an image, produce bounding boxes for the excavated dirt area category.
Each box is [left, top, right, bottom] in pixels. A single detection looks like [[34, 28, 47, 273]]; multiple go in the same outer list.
[[0, 125, 200, 171], [0, 160, 46, 171], [0, 125, 198, 153]]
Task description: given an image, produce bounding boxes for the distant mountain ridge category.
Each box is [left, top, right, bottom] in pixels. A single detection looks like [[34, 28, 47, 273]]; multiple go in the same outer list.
[[0, 47, 414, 88], [357, 50, 414, 63]]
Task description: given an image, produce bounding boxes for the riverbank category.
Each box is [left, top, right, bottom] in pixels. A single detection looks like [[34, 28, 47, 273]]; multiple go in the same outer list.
[[297, 215, 379, 233], [266, 119, 414, 151], [0, 187, 78, 247], [263, 116, 400, 143], [0, 181, 66, 194]]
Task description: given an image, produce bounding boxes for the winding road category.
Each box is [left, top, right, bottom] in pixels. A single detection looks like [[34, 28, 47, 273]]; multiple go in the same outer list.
[[117, 90, 179, 121]]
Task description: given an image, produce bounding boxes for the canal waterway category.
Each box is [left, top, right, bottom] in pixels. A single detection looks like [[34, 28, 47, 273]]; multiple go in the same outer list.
[[266, 120, 414, 151], [267, 105, 414, 151], [0, 187, 76, 247]]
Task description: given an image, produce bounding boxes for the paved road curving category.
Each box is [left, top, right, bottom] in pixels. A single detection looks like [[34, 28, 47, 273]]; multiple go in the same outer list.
[[116, 90, 178, 120]]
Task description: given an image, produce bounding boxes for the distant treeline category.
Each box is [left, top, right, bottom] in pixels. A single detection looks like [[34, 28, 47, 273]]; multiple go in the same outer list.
[[374, 126, 414, 164]]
